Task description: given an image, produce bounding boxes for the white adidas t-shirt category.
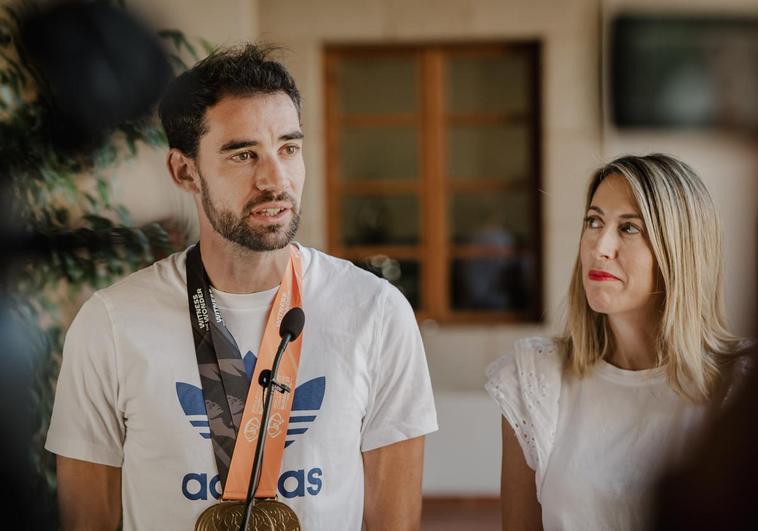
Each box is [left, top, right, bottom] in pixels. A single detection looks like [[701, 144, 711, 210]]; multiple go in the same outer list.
[[485, 337, 706, 531], [46, 245, 438, 531]]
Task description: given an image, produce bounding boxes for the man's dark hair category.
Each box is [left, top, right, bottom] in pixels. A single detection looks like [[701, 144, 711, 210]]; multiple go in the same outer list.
[[158, 44, 301, 158]]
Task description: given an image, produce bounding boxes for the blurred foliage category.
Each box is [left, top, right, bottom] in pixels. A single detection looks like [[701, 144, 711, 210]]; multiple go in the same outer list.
[[0, 0, 207, 515]]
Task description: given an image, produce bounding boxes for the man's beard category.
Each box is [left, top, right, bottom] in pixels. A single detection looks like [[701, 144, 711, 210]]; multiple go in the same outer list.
[[199, 172, 301, 252]]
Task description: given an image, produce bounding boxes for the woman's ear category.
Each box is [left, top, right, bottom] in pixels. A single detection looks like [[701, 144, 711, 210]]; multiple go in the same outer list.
[[167, 148, 200, 194]]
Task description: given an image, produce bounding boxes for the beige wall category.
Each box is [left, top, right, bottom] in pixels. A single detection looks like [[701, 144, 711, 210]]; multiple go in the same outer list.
[[113, 0, 259, 237], [258, 0, 605, 391], [258, 0, 758, 392], [114, 0, 757, 390], [130, 0, 258, 40], [252, 0, 756, 495], [105, 0, 757, 496], [603, 0, 758, 336]]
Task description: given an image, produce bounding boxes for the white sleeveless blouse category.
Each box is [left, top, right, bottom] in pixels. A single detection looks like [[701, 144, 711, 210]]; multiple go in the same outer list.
[[485, 337, 707, 531]]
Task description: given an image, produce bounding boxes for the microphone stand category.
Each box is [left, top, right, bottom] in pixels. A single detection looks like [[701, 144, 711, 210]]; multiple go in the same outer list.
[[238, 333, 293, 531]]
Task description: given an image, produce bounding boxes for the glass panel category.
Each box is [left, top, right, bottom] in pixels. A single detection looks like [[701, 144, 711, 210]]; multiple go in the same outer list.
[[339, 57, 418, 114], [341, 195, 420, 246], [447, 124, 531, 180], [341, 126, 418, 181], [449, 189, 532, 245], [445, 52, 533, 114], [450, 255, 534, 311], [357, 258, 421, 309]]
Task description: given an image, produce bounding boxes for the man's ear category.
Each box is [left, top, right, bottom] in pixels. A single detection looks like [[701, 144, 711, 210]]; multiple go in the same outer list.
[[167, 148, 200, 193]]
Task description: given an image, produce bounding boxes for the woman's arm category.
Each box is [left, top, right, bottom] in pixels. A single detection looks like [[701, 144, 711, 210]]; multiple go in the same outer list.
[[500, 417, 542, 531]]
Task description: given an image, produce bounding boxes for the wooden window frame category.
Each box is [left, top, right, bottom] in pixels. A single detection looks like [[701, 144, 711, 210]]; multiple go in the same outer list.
[[324, 42, 543, 324]]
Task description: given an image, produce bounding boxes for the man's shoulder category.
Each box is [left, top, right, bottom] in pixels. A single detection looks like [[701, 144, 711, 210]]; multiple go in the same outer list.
[[95, 248, 188, 305], [299, 245, 388, 294], [298, 245, 414, 321]]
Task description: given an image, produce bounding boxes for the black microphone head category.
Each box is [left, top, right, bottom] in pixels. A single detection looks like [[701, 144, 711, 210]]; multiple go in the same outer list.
[[279, 307, 305, 340]]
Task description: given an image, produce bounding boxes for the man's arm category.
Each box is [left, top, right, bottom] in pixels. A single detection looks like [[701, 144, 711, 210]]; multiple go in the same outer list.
[[362, 436, 425, 531], [57, 456, 122, 531], [500, 417, 542, 531]]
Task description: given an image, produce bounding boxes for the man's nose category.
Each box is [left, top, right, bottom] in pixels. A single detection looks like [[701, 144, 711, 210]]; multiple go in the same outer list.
[[254, 153, 288, 192]]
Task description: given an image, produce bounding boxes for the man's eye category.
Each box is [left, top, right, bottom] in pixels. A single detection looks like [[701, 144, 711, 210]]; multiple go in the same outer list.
[[620, 223, 641, 235], [584, 216, 602, 229], [283, 145, 300, 156], [231, 151, 255, 162]]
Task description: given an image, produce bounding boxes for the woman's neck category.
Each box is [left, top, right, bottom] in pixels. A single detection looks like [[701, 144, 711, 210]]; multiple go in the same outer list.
[[606, 310, 659, 370]]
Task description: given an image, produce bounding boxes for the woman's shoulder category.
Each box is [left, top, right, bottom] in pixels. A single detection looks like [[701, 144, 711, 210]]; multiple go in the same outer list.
[[486, 336, 564, 384], [485, 336, 565, 485], [514, 336, 564, 359]]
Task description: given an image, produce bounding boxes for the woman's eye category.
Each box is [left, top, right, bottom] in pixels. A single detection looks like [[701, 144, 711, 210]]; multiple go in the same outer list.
[[620, 223, 641, 235], [584, 216, 602, 229]]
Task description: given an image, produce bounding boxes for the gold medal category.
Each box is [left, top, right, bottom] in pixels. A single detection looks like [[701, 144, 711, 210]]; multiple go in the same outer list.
[[195, 499, 300, 531]]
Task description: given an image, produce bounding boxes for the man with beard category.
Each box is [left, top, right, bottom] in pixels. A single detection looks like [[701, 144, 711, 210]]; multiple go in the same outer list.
[[45, 45, 437, 531]]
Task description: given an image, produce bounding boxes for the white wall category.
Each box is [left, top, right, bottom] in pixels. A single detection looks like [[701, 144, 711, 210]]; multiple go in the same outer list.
[[423, 392, 502, 495]]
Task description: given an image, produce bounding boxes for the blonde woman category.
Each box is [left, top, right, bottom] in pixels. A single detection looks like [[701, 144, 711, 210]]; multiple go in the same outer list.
[[485, 154, 744, 531]]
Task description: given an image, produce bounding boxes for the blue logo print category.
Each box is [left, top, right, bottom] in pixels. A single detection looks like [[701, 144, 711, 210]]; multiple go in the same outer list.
[[181, 468, 323, 501], [286, 376, 325, 448], [175, 382, 210, 439], [176, 351, 326, 448]]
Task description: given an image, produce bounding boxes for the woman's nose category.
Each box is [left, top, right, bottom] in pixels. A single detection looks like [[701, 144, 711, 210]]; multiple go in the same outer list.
[[594, 228, 618, 260]]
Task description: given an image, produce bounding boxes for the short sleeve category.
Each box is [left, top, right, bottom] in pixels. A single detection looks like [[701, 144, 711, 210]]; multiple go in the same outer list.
[[485, 336, 562, 497], [360, 284, 438, 452], [45, 292, 125, 466]]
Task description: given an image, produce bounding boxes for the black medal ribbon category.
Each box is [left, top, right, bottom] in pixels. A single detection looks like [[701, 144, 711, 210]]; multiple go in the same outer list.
[[186, 243, 251, 489]]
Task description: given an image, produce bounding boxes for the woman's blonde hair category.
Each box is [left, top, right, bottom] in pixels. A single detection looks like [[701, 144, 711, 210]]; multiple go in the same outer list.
[[563, 154, 741, 401]]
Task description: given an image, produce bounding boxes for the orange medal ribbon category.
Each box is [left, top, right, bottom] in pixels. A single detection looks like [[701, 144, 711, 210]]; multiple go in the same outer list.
[[223, 245, 304, 500]]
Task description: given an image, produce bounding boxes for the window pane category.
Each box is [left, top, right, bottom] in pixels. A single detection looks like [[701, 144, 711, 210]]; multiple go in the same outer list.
[[338, 57, 418, 114], [447, 124, 532, 180], [341, 126, 418, 181], [356, 257, 421, 309], [449, 189, 533, 246], [450, 255, 534, 311], [445, 52, 533, 114], [341, 195, 420, 246]]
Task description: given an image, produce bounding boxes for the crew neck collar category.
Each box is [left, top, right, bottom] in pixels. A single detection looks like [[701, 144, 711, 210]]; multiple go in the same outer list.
[[210, 285, 279, 311], [594, 359, 667, 386]]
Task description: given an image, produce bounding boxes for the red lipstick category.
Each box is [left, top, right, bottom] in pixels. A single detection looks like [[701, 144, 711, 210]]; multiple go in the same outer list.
[[588, 269, 620, 281]]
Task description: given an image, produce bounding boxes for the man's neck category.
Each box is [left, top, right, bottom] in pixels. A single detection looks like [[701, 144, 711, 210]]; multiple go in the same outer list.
[[199, 236, 290, 294]]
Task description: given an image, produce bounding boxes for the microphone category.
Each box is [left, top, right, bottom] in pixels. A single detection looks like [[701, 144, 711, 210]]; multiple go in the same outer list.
[[279, 307, 305, 342], [240, 307, 305, 531]]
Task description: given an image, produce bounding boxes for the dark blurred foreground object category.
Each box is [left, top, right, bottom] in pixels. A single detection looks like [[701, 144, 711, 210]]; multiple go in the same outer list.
[[651, 343, 758, 531], [0, 2, 176, 527], [611, 14, 758, 132], [0, 298, 57, 528], [19, 0, 172, 151]]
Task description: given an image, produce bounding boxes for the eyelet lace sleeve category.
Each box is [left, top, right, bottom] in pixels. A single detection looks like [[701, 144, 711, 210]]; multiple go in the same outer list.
[[485, 336, 562, 499]]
